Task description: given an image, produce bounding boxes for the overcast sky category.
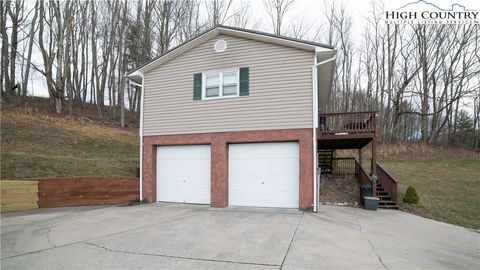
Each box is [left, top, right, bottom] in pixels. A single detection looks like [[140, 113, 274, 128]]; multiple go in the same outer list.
[[21, 0, 480, 104]]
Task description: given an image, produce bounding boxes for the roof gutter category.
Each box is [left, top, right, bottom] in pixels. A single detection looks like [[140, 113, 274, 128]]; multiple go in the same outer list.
[[311, 55, 336, 213]]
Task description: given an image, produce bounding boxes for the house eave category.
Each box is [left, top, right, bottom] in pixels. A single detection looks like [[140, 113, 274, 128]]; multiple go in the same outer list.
[[128, 70, 144, 84], [127, 25, 335, 79]]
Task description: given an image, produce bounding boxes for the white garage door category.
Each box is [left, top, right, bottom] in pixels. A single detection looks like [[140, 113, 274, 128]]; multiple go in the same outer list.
[[228, 142, 299, 208], [156, 145, 211, 204]]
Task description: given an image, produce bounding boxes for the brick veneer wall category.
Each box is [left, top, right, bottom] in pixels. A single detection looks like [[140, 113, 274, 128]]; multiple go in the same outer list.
[[143, 128, 313, 210]]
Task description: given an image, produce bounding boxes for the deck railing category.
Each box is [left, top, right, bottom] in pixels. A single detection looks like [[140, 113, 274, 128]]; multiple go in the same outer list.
[[354, 159, 372, 186], [332, 158, 355, 175], [376, 163, 399, 202], [318, 111, 377, 135]]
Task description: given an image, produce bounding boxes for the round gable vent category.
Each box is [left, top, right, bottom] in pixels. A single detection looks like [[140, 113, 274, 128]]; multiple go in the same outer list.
[[214, 40, 227, 52]]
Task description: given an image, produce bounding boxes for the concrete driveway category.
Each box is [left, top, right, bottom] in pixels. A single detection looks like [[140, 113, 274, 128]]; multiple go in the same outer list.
[[1, 204, 479, 270]]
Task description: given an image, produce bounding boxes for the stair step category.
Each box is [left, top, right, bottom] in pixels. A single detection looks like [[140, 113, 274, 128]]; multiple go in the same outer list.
[[379, 200, 397, 205], [378, 204, 399, 209], [377, 195, 391, 199], [376, 191, 388, 195], [376, 188, 385, 192]]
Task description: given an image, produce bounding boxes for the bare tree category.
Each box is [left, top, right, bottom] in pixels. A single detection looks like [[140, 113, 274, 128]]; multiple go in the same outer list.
[[37, 0, 65, 113], [206, 0, 233, 26], [21, 0, 39, 98], [1, 0, 11, 98], [263, 0, 295, 35], [290, 16, 312, 39], [230, 0, 254, 28]]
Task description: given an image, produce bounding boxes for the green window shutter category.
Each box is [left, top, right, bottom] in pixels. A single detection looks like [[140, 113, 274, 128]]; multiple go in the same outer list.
[[193, 73, 202, 100], [239, 67, 249, 96]]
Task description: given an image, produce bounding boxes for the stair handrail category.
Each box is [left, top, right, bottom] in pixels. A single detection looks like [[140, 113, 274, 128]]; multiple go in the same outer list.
[[376, 163, 399, 202], [354, 158, 373, 187]]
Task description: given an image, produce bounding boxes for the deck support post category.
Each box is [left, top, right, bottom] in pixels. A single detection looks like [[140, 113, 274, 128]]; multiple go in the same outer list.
[[371, 140, 377, 196]]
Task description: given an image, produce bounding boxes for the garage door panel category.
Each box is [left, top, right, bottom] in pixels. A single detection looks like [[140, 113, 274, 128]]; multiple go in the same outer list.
[[228, 142, 299, 208], [157, 161, 210, 175], [229, 190, 298, 208], [229, 143, 299, 158], [229, 159, 299, 176], [157, 147, 211, 159], [156, 145, 211, 204]]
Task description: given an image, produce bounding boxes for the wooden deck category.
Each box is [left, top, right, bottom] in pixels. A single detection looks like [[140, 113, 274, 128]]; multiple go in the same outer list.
[[316, 111, 398, 208], [318, 111, 377, 149]]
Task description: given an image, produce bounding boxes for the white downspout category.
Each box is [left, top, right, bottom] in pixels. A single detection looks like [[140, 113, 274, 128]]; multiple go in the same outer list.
[[312, 55, 336, 213], [139, 74, 145, 202], [128, 75, 145, 202]]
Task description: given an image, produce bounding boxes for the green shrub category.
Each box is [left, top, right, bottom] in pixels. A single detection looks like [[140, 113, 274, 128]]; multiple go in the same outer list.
[[403, 186, 420, 204]]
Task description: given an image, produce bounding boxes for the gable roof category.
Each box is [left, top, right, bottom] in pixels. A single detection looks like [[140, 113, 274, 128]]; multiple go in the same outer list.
[[127, 25, 334, 82]]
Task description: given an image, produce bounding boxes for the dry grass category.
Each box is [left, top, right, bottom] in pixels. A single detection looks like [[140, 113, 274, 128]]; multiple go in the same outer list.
[[6, 96, 140, 128], [377, 143, 479, 160], [337, 144, 480, 229], [338, 143, 479, 161], [381, 159, 480, 230], [320, 175, 360, 205], [1, 104, 139, 179]]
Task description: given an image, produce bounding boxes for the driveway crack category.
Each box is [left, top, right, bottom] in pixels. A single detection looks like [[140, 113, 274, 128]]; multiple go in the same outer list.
[[368, 239, 389, 270], [81, 241, 281, 267], [354, 211, 363, 233], [280, 211, 304, 269], [46, 227, 57, 248], [1, 211, 206, 260]]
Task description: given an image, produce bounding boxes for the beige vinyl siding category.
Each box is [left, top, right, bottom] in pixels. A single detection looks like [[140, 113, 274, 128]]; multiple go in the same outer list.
[[143, 34, 314, 136]]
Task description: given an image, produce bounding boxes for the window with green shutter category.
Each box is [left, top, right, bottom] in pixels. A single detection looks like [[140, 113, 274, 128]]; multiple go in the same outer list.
[[193, 67, 249, 100], [193, 73, 202, 100], [239, 67, 249, 96]]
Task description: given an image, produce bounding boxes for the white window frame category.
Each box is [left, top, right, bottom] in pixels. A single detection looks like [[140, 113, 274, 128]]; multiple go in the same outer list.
[[201, 68, 240, 100]]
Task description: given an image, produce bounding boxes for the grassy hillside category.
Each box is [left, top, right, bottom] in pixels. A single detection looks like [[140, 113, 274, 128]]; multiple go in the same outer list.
[[1, 104, 139, 179], [2, 101, 479, 229], [378, 144, 480, 230]]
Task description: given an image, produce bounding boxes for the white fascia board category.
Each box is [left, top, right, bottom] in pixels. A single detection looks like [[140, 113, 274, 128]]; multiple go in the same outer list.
[[315, 46, 334, 53], [219, 28, 319, 52]]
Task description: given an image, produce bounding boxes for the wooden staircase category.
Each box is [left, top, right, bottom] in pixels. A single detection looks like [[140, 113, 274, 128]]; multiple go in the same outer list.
[[376, 182, 398, 209], [318, 150, 334, 174]]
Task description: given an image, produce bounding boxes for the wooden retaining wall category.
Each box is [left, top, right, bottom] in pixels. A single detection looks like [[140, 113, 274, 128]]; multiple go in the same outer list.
[[38, 178, 139, 208], [1, 180, 39, 212]]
